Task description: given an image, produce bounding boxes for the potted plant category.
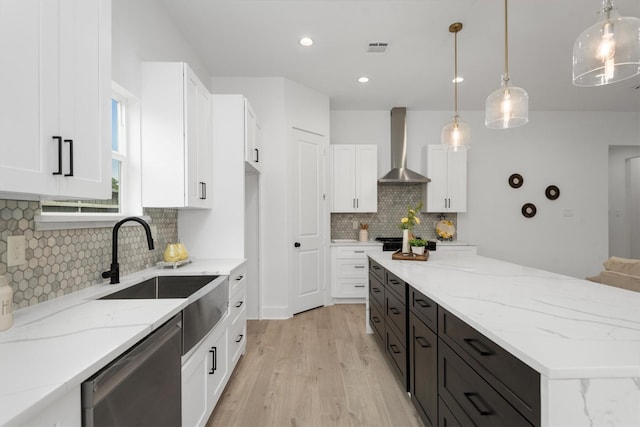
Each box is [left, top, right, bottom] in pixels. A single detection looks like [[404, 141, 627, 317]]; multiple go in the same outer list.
[[409, 238, 427, 255]]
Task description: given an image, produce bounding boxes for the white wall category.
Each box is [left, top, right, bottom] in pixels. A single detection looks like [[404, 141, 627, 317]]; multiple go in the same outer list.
[[331, 109, 640, 279], [112, 0, 210, 96]]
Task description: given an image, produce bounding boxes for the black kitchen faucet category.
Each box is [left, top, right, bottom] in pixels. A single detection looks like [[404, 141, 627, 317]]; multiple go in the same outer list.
[[102, 217, 155, 284]]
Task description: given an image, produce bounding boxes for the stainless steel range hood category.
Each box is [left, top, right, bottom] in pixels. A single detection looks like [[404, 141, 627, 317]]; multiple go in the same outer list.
[[378, 107, 430, 184]]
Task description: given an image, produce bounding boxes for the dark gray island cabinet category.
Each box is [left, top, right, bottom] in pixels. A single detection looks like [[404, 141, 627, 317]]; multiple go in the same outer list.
[[369, 257, 540, 427]]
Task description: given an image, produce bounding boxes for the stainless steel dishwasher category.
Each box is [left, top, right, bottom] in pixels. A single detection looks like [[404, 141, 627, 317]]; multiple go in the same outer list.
[[81, 313, 182, 427]]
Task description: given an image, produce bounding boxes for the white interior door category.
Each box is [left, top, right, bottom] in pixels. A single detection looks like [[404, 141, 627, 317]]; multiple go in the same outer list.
[[291, 128, 326, 314]]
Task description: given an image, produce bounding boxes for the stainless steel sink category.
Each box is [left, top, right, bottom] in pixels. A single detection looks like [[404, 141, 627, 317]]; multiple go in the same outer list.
[[100, 275, 229, 355], [99, 275, 218, 299]]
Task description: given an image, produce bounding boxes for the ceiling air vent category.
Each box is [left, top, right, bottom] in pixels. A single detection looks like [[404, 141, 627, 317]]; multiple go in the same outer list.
[[367, 41, 389, 54]]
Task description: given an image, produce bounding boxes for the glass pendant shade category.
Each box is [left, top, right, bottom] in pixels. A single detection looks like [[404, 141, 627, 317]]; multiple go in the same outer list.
[[572, 1, 640, 87], [485, 81, 529, 129], [441, 117, 470, 151]]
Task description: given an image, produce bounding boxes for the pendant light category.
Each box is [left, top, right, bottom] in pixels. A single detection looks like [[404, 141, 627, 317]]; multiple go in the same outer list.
[[441, 22, 470, 151], [485, 0, 528, 129], [573, 0, 640, 87]]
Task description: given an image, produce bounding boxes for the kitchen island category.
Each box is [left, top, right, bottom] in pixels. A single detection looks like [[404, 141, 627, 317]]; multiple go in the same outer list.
[[367, 250, 640, 427], [0, 258, 245, 427]]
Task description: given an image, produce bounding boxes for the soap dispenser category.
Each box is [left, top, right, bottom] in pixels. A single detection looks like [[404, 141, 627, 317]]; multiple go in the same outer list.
[[0, 275, 13, 331]]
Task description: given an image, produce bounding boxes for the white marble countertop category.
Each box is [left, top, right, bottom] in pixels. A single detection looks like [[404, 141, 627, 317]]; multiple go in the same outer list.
[[368, 251, 640, 380], [0, 258, 245, 427]]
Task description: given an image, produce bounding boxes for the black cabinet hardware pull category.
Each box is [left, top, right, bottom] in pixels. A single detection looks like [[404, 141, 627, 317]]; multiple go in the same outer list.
[[464, 338, 493, 356], [355, 285, 365, 288], [63, 139, 73, 176], [372, 265, 380, 270], [354, 265, 365, 269], [415, 298, 430, 308], [464, 392, 493, 416], [199, 182, 206, 199], [389, 344, 401, 354], [208, 346, 217, 374], [354, 250, 364, 253], [254, 148, 259, 162], [235, 334, 244, 343], [415, 336, 431, 348], [235, 301, 243, 308], [235, 275, 244, 281], [294, 242, 301, 247], [52, 136, 62, 175], [373, 288, 381, 293], [372, 316, 380, 323], [390, 279, 400, 285], [390, 307, 400, 315]]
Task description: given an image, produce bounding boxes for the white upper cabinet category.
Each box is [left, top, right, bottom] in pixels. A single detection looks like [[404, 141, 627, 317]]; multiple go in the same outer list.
[[244, 101, 261, 172], [424, 145, 467, 213], [0, 0, 111, 199], [141, 62, 213, 209], [331, 145, 378, 213]]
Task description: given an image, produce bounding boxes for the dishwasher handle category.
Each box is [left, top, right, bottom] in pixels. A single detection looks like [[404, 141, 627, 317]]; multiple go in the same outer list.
[[82, 313, 182, 406]]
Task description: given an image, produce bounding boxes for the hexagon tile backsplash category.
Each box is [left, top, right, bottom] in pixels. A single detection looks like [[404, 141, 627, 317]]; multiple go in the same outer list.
[[0, 199, 178, 310]]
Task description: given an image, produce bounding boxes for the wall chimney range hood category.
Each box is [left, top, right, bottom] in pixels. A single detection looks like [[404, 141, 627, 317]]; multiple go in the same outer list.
[[378, 107, 430, 184]]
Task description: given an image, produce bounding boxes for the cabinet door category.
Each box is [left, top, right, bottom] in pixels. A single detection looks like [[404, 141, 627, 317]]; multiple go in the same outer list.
[[244, 101, 261, 171], [425, 145, 449, 212], [355, 145, 378, 212], [410, 312, 438, 427], [182, 341, 209, 427], [206, 324, 229, 412], [185, 66, 212, 208], [0, 0, 110, 199], [447, 149, 467, 212], [331, 145, 357, 212], [55, 0, 111, 199]]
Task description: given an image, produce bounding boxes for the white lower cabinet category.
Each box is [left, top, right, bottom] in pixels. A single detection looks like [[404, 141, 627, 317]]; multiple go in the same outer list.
[[11, 386, 80, 427], [182, 316, 229, 427], [331, 245, 380, 300], [182, 263, 247, 427]]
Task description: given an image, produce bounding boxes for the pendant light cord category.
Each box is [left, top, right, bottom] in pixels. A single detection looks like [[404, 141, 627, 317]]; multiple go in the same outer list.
[[454, 28, 458, 117], [504, 0, 509, 82]]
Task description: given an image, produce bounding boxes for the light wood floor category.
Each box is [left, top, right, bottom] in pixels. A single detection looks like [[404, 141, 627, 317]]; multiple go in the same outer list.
[[206, 304, 424, 427]]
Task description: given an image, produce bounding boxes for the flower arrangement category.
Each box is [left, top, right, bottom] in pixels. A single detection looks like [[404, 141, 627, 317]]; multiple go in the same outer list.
[[399, 202, 423, 230]]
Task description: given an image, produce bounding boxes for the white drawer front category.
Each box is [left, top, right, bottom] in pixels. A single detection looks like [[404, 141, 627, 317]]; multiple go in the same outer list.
[[335, 259, 368, 278], [336, 279, 367, 298], [229, 264, 247, 295], [229, 318, 246, 366], [230, 286, 247, 327], [335, 245, 379, 258]]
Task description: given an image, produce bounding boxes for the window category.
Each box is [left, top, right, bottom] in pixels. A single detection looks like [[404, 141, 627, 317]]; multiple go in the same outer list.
[[37, 83, 143, 228]]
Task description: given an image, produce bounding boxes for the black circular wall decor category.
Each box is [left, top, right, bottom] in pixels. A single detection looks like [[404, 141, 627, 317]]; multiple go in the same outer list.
[[522, 203, 537, 218], [509, 173, 523, 188], [545, 185, 560, 200]]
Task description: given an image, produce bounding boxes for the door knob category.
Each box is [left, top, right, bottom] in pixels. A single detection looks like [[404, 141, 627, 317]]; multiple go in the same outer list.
[[294, 242, 301, 247]]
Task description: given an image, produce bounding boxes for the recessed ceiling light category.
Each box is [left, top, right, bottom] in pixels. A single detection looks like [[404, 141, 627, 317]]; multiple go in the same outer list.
[[299, 37, 313, 47], [358, 76, 369, 83], [452, 76, 464, 83]]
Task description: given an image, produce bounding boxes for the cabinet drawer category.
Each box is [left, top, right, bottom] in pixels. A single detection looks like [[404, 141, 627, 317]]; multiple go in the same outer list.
[[336, 246, 373, 258], [335, 259, 369, 278], [230, 286, 247, 327], [385, 290, 406, 340], [369, 298, 385, 345], [369, 274, 385, 309], [229, 266, 247, 296], [438, 341, 533, 427], [369, 258, 385, 283], [409, 312, 438, 427], [439, 309, 540, 426], [409, 286, 437, 332], [229, 317, 246, 366], [336, 279, 367, 297], [385, 270, 406, 301], [386, 328, 407, 389]]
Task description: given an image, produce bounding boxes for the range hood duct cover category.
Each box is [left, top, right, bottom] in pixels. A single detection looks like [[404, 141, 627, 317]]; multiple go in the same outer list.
[[378, 107, 430, 184]]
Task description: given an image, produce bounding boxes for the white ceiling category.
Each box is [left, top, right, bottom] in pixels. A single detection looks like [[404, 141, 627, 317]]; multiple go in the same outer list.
[[160, 0, 640, 112]]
